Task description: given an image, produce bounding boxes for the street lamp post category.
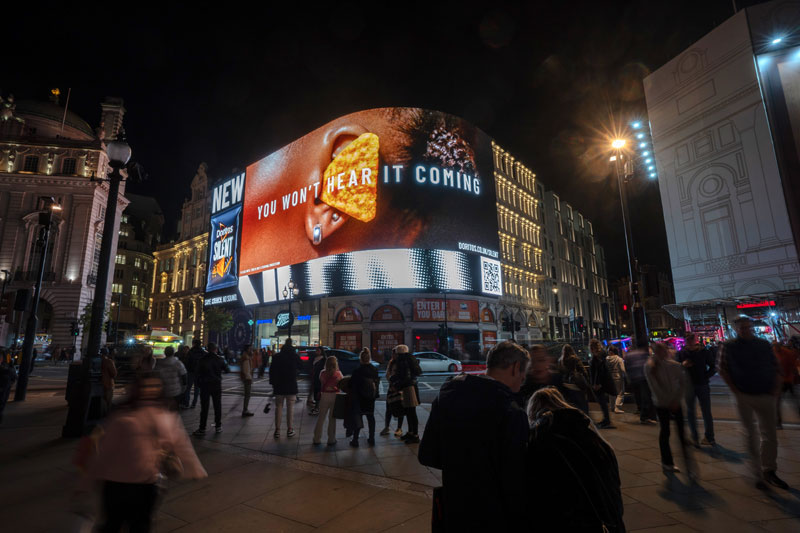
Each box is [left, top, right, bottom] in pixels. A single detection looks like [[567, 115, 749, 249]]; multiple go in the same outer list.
[[282, 280, 299, 341], [63, 137, 131, 437], [14, 198, 60, 401], [611, 140, 649, 348]]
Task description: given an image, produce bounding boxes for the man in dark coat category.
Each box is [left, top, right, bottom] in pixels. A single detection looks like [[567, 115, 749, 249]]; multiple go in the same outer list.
[[193, 342, 226, 436], [419, 341, 530, 531], [350, 350, 380, 446], [185, 339, 205, 408], [269, 339, 301, 437], [589, 339, 616, 429]]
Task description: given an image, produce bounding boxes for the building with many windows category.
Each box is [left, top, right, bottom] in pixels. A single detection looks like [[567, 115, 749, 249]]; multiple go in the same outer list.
[[0, 92, 129, 352], [148, 164, 209, 343], [540, 191, 617, 342], [111, 193, 163, 341]]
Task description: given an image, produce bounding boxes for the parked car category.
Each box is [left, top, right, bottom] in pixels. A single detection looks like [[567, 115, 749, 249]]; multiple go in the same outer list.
[[412, 351, 462, 373]]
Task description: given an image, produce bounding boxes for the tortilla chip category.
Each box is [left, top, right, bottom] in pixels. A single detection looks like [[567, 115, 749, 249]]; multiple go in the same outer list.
[[321, 133, 378, 223]]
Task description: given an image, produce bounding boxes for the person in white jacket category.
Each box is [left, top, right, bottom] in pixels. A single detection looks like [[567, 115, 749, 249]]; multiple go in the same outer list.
[[645, 342, 695, 479]]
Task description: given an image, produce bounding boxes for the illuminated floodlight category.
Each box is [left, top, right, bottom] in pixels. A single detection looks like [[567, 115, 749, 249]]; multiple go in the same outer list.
[[639, 142, 647, 148], [631, 121, 642, 129], [649, 172, 657, 178], [636, 133, 645, 139], [609, 155, 617, 162], [648, 165, 655, 170], [645, 158, 652, 164], [611, 139, 626, 149], [642, 151, 650, 156], [770, 311, 778, 317], [772, 37, 783, 45]]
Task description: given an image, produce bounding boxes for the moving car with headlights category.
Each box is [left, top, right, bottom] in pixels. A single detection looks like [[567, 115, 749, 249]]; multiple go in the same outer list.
[[298, 347, 379, 376], [412, 352, 462, 373]]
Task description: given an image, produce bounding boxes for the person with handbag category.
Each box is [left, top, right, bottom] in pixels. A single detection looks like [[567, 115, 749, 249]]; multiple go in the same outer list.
[[380, 349, 405, 437], [88, 372, 207, 532], [589, 339, 617, 429], [239, 346, 255, 417], [350, 348, 380, 446], [313, 356, 343, 445], [389, 344, 422, 443], [526, 387, 625, 532], [557, 344, 592, 414]]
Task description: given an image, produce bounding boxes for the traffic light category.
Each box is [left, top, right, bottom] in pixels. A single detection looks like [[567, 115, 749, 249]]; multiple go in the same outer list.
[[70, 321, 79, 336], [501, 318, 511, 331], [514, 320, 521, 332]]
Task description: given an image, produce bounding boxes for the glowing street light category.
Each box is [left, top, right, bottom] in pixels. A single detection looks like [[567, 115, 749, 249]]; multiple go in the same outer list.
[[611, 139, 626, 149], [772, 37, 783, 45]]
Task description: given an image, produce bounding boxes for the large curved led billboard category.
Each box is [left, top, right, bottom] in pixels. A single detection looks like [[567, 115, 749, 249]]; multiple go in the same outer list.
[[206, 108, 501, 306]]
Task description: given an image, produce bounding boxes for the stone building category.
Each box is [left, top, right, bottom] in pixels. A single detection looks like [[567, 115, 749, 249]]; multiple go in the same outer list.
[[111, 193, 163, 341], [0, 92, 128, 352], [148, 164, 210, 343], [644, 0, 800, 338]]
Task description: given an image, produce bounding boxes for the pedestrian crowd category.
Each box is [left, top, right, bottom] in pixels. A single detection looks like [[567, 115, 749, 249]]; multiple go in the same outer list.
[[47, 318, 800, 531]]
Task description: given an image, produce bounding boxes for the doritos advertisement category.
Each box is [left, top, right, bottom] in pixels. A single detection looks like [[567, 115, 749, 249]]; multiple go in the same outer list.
[[239, 108, 499, 278], [207, 206, 241, 291]]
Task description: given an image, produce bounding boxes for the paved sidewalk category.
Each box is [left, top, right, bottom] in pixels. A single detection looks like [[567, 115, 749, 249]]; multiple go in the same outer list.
[[2, 384, 800, 531]]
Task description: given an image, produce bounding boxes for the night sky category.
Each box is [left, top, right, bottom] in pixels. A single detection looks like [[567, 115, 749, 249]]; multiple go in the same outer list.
[[7, 0, 759, 280]]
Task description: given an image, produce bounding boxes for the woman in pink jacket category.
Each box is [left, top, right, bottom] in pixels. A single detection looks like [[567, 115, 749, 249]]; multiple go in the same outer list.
[[89, 372, 207, 532]]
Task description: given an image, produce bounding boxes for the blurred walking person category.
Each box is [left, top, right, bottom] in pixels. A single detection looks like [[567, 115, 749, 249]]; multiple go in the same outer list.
[[589, 339, 616, 428], [720, 318, 788, 489], [156, 347, 187, 411], [350, 348, 380, 446], [606, 345, 626, 414], [774, 340, 800, 429], [380, 347, 405, 437], [625, 346, 657, 425], [313, 356, 343, 445], [557, 344, 592, 414], [390, 344, 422, 443], [240, 346, 255, 417], [269, 339, 301, 438], [101, 348, 118, 411], [419, 341, 529, 531], [89, 372, 207, 532], [517, 344, 560, 407], [526, 387, 625, 531], [0, 351, 17, 424], [193, 342, 225, 436], [184, 340, 205, 409], [646, 342, 695, 479], [676, 333, 716, 446]]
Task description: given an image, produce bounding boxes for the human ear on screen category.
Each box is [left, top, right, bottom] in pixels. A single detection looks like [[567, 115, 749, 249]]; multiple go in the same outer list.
[[304, 124, 367, 245]]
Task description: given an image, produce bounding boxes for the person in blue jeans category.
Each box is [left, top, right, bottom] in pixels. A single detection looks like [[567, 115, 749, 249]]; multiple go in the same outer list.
[[676, 333, 716, 446]]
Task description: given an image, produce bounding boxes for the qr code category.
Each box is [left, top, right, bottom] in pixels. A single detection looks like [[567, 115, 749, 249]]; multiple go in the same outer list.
[[481, 257, 502, 296]]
